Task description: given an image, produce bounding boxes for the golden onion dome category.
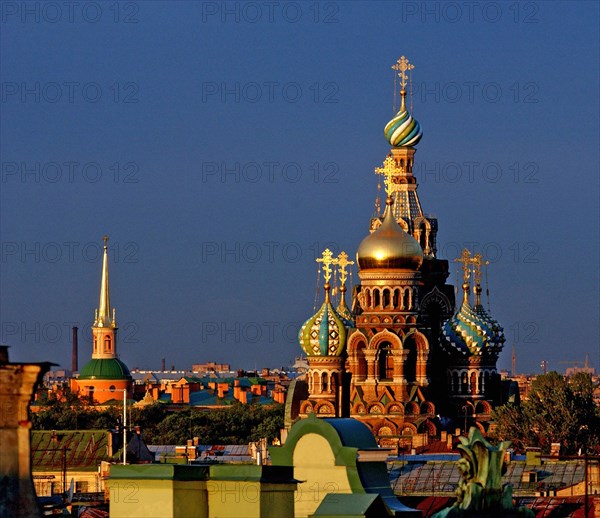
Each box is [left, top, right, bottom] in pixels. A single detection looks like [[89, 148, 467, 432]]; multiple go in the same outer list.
[[357, 198, 423, 270]]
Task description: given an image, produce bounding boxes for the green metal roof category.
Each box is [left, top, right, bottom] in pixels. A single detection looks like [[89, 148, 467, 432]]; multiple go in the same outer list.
[[78, 358, 132, 380], [31, 430, 117, 471], [310, 493, 383, 517]]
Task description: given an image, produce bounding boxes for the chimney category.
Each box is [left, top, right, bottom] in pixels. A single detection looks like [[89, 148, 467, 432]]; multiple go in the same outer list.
[[161, 358, 166, 371], [0, 345, 9, 364], [71, 326, 78, 372], [217, 383, 228, 398]]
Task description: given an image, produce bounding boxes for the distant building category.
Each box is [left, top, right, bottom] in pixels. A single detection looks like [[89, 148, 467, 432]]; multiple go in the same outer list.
[[71, 236, 132, 403], [191, 362, 231, 373]]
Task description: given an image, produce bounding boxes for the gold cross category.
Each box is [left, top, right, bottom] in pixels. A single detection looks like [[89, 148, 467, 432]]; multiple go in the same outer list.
[[471, 252, 489, 286], [375, 155, 401, 197], [316, 248, 337, 283], [335, 251, 354, 287], [454, 249, 472, 284], [392, 56, 414, 89]]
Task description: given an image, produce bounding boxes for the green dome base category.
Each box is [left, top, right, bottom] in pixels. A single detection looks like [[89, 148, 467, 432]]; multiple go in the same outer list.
[[78, 358, 132, 380]]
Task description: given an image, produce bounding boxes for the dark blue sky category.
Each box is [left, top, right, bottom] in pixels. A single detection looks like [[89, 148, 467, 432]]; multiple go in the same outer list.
[[1, 1, 598, 374]]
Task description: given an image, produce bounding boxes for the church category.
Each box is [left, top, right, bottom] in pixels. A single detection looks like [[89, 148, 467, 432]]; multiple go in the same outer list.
[[286, 57, 507, 448], [71, 236, 133, 404]]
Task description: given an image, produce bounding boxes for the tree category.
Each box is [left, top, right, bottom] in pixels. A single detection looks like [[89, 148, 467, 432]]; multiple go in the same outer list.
[[32, 388, 120, 430], [491, 372, 600, 454], [129, 402, 284, 445]]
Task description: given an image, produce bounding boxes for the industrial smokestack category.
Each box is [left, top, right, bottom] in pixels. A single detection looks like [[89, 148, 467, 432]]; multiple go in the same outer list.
[[161, 357, 166, 372], [72, 326, 78, 372]]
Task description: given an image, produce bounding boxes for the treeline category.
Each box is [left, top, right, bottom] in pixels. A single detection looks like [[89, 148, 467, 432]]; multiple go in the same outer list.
[[490, 372, 600, 454], [32, 390, 284, 445]]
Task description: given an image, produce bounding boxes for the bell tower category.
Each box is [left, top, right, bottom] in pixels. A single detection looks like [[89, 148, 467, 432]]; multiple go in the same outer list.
[[92, 236, 118, 360]]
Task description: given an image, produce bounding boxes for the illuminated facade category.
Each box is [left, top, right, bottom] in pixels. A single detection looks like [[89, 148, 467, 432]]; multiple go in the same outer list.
[[288, 57, 505, 446]]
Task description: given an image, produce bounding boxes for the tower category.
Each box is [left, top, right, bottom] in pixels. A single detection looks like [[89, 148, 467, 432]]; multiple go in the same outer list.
[[441, 250, 505, 427], [297, 250, 349, 417], [73, 236, 132, 403]]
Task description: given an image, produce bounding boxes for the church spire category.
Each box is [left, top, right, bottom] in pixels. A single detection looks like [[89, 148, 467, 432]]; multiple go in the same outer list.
[[94, 236, 116, 329]]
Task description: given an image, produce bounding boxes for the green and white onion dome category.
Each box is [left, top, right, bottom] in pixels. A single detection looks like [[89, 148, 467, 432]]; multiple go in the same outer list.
[[299, 287, 347, 357], [384, 97, 423, 147]]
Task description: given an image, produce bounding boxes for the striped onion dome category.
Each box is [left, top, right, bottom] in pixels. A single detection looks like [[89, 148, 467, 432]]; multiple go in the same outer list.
[[442, 285, 505, 358], [299, 286, 347, 357], [384, 93, 423, 148]]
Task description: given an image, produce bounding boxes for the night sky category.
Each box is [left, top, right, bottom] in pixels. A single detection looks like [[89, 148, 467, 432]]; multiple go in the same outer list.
[[1, 1, 598, 374]]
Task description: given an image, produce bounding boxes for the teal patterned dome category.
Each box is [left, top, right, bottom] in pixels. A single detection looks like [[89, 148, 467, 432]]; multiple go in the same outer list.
[[336, 301, 354, 328], [299, 288, 347, 357], [442, 286, 505, 358]]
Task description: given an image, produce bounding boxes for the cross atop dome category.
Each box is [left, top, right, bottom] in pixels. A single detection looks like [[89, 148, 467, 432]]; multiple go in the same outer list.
[[392, 55, 414, 91], [385, 55, 423, 148]]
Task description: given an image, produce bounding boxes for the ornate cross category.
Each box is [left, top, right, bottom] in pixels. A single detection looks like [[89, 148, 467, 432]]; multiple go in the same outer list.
[[375, 155, 401, 197], [455, 248, 472, 284], [392, 56, 414, 90], [471, 252, 488, 286], [335, 251, 354, 287], [316, 248, 337, 283]]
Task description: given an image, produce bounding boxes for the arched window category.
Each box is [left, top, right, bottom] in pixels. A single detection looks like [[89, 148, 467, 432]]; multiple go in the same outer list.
[[321, 372, 328, 393], [383, 288, 390, 308], [356, 345, 367, 380], [403, 336, 417, 384], [104, 335, 112, 352], [378, 342, 394, 380]]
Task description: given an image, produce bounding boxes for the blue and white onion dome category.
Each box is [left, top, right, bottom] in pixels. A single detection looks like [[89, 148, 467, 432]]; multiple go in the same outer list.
[[442, 283, 505, 357]]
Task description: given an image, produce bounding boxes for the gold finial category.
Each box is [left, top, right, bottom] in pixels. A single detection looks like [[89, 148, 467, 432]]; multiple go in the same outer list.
[[316, 248, 337, 285], [455, 249, 472, 283], [375, 155, 402, 197], [455, 249, 472, 304], [471, 252, 489, 306], [392, 56, 415, 112], [316, 248, 338, 303], [392, 56, 414, 90], [336, 251, 354, 288], [471, 253, 488, 286], [103, 235, 109, 248]]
